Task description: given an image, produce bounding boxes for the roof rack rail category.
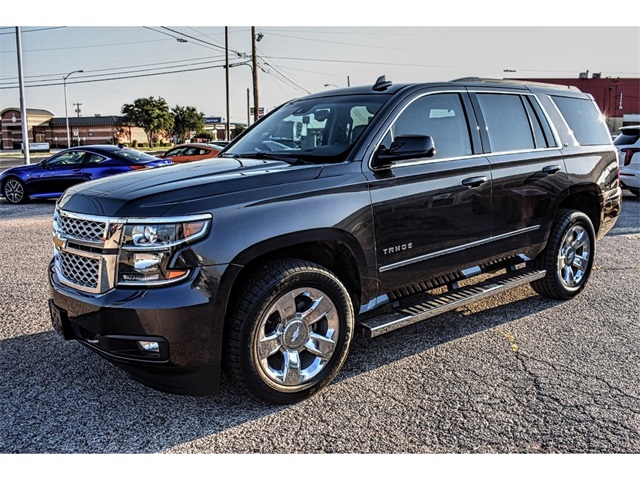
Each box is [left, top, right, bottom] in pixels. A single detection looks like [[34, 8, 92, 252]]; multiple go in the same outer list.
[[451, 77, 484, 82]]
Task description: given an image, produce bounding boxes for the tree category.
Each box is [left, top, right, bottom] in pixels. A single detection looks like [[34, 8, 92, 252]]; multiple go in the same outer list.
[[121, 97, 174, 147], [172, 106, 205, 143], [232, 124, 247, 139]]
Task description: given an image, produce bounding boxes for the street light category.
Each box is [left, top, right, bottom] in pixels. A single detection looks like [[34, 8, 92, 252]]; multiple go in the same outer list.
[[63, 69, 83, 148], [324, 83, 339, 88]]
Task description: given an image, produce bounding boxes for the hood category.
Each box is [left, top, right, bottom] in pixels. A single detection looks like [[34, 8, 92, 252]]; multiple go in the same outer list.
[[0, 162, 42, 177], [57, 157, 323, 217]]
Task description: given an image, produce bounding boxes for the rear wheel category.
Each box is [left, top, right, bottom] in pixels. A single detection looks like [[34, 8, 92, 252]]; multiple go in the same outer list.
[[531, 209, 595, 300], [226, 259, 354, 404], [2, 177, 28, 204]]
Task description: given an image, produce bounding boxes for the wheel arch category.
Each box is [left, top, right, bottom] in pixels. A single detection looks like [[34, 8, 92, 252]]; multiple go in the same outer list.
[[226, 229, 368, 316], [557, 186, 602, 236]]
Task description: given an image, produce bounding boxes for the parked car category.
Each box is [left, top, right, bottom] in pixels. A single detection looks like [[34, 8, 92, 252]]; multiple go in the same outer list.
[[156, 143, 223, 164], [0, 145, 172, 205], [48, 77, 621, 404], [613, 125, 640, 197], [207, 141, 229, 148]]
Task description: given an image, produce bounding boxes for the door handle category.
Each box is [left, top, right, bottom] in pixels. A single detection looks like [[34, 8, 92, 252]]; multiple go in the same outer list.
[[461, 176, 488, 188], [542, 165, 561, 175]]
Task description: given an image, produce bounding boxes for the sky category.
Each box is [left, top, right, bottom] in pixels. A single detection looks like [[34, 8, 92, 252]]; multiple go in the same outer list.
[[1, 2, 639, 125]]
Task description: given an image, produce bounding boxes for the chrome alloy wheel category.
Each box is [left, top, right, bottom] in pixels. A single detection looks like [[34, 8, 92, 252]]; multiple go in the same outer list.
[[4, 178, 25, 204], [557, 224, 591, 290], [253, 287, 339, 391]]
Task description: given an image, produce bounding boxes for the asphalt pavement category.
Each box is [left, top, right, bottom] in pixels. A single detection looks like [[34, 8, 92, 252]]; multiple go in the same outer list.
[[0, 192, 639, 456]]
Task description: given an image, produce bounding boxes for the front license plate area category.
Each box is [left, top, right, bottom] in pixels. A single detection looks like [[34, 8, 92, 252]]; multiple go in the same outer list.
[[49, 299, 72, 340]]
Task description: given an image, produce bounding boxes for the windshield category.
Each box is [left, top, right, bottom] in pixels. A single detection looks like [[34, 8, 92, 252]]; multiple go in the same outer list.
[[224, 94, 388, 163], [112, 148, 162, 164]]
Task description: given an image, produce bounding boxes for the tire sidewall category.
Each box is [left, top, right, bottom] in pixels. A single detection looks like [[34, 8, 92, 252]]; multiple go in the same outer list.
[[550, 211, 596, 299], [3, 177, 27, 204], [236, 263, 354, 404]]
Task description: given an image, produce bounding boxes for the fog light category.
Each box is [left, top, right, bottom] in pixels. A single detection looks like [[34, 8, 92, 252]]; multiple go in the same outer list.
[[137, 341, 160, 353]]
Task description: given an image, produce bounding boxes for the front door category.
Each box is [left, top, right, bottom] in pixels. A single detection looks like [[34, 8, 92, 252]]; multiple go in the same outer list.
[[29, 150, 88, 196], [365, 91, 493, 293]]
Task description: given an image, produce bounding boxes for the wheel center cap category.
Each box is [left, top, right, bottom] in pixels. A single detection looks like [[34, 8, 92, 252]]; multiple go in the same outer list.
[[283, 320, 309, 350]]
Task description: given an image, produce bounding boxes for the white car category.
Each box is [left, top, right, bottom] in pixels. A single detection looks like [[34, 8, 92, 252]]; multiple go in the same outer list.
[[614, 126, 640, 197]]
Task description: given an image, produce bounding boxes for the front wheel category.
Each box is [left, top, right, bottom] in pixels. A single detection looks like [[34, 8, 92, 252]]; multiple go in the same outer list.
[[226, 259, 354, 404], [531, 209, 596, 300], [3, 177, 28, 204]]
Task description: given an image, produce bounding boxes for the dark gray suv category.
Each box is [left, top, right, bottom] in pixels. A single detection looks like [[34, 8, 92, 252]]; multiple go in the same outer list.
[[48, 77, 621, 404]]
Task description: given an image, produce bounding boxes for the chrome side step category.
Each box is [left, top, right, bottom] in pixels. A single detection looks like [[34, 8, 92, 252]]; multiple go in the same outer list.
[[359, 267, 546, 339]]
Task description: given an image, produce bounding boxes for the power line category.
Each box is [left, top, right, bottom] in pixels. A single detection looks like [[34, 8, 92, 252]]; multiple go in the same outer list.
[[0, 56, 227, 85], [264, 32, 412, 51], [0, 37, 173, 54], [0, 26, 68, 35], [263, 55, 640, 76], [160, 27, 245, 57], [0, 63, 232, 90]]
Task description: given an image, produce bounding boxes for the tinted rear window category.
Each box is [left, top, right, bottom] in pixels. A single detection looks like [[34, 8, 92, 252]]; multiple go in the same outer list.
[[112, 148, 161, 164], [551, 96, 611, 146], [476, 93, 535, 152], [613, 129, 640, 146]]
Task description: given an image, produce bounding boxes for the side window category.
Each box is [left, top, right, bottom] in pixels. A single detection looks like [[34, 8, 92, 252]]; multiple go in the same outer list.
[[383, 93, 473, 160], [85, 154, 107, 164], [476, 94, 535, 153], [46, 151, 86, 167], [551, 95, 611, 146], [350, 106, 374, 142]]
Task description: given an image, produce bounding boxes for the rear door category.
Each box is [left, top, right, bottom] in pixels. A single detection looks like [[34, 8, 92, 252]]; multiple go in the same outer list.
[[365, 90, 493, 292], [469, 90, 567, 259]]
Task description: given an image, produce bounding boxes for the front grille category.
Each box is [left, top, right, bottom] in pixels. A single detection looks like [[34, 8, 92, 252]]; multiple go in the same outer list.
[[58, 215, 107, 243], [59, 251, 100, 290]]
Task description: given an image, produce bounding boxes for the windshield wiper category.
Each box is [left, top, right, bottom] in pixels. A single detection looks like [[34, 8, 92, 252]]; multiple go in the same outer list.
[[229, 152, 311, 164]]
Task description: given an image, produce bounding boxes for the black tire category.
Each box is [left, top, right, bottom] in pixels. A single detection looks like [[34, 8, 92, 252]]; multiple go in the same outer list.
[[531, 209, 596, 300], [629, 188, 640, 198], [3, 177, 28, 204], [226, 259, 354, 404]]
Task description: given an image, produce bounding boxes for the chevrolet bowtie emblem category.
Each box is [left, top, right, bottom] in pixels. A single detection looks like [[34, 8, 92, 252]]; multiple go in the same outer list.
[[52, 234, 67, 250]]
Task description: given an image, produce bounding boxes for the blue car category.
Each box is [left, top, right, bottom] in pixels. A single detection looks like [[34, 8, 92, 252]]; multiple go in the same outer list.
[[0, 145, 172, 204]]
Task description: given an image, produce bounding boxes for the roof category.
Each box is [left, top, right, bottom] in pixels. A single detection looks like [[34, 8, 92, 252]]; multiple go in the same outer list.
[[1, 107, 54, 117], [48, 116, 129, 127]]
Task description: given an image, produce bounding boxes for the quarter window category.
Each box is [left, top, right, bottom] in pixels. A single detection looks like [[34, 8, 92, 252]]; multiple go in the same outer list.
[[383, 93, 473, 159], [551, 95, 612, 146]]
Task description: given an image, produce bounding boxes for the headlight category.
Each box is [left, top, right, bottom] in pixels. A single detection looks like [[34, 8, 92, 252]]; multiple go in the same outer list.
[[117, 215, 211, 286]]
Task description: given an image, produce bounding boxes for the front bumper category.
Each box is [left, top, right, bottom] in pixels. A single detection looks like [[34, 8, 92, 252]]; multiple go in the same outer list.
[[48, 261, 235, 396]]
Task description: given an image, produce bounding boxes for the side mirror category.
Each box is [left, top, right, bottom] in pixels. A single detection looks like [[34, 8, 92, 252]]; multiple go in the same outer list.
[[372, 135, 436, 170]]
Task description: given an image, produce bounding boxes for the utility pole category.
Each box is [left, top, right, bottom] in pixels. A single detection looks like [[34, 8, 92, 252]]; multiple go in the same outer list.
[[15, 27, 30, 164], [225, 27, 230, 141], [73, 103, 82, 117], [247, 88, 250, 126], [251, 26, 260, 123]]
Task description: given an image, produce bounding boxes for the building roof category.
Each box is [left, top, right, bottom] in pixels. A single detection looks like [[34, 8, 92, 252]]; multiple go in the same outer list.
[[1, 107, 54, 117], [48, 116, 129, 127]]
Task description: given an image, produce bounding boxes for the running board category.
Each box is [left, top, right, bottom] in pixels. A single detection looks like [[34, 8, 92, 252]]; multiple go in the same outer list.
[[359, 267, 546, 339]]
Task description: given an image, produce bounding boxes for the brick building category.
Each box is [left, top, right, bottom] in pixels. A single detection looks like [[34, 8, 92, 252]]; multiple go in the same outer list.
[[1, 108, 147, 149]]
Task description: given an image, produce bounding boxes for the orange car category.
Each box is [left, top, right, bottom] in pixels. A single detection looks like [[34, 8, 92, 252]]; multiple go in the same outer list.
[[158, 143, 223, 164]]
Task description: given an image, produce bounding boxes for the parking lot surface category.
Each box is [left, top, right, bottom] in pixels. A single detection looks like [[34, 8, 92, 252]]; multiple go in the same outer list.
[[0, 194, 639, 454]]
